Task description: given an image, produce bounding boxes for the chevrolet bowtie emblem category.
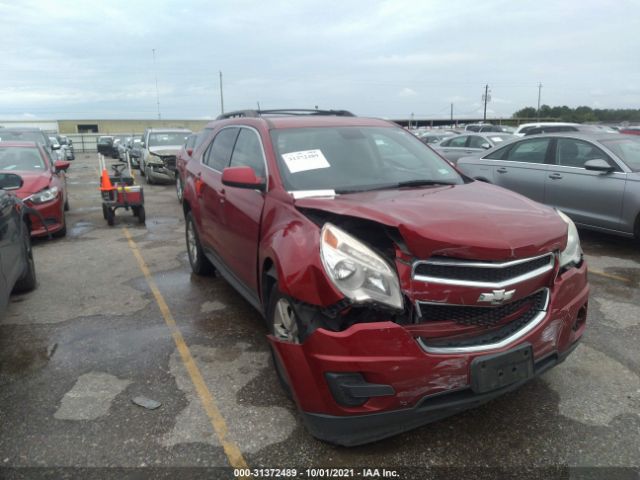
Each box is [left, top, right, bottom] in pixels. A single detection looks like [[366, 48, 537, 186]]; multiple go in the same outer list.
[[478, 289, 516, 305]]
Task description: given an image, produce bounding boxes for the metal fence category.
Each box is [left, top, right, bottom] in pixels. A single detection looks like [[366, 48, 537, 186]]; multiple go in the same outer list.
[[67, 134, 101, 153]]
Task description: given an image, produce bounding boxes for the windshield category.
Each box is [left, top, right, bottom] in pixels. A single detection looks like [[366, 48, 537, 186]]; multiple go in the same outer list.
[[600, 137, 640, 172], [148, 132, 190, 147], [271, 126, 463, 192], [0, 147, 46, 172], [98, 137, 112, 144]]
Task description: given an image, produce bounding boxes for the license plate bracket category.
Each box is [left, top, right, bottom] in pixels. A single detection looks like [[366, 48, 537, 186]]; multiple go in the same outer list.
[[471, 343, 534, 394]]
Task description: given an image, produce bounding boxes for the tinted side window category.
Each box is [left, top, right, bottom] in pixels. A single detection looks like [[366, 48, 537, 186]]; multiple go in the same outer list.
[[448, 136, 468, 147], [229, 129, 266, 177], [203, 128, 239, 170], [505, 138, 551, 163], [556, 138, 611, 168], [468, 136, 490, 149]]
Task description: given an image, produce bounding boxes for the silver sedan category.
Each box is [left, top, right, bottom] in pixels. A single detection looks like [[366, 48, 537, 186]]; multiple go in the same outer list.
[[433, 133, 514, 164], [457, 133, 640, 240]]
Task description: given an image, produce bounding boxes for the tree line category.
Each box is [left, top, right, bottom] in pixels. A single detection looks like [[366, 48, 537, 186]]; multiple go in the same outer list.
[[512, 105, 640, 123]]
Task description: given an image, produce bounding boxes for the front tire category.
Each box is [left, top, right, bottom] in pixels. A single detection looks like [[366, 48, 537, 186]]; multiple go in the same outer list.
[[145, 167, 154, 184], [185, 212, 214, 275], [176, 175, 184, 203], [13, 224, 37, 293], [266, 286, 299, 397]]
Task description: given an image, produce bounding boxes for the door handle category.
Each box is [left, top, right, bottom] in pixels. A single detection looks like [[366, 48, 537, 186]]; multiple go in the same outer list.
[[548, 173, 563, 180], [496, 167, 508, 174]]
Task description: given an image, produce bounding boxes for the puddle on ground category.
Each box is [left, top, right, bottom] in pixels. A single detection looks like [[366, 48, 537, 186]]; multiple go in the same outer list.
[[69, 221, 96, 238]]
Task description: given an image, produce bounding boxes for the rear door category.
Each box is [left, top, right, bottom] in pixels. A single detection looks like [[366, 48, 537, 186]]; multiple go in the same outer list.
[[0, 192, 22, 313], [196, 127, 240, 254], [485, 137, 552, 203], [544, 137, 626, 231]]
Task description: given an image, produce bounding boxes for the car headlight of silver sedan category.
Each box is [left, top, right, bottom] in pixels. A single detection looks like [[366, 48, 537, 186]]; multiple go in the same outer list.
[[320, 223, 403, 310], [27, 186, 59, 204], [557, 210, 582, 268]]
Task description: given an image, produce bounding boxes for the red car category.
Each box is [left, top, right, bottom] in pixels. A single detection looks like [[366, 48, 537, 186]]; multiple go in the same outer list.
[[182, 110, 589, 445], [0, 142, 70, 237], [176, 132, 206, 203]]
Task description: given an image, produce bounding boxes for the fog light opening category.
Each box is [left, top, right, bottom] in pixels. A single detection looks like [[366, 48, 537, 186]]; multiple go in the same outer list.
[[572, 304, 587, 332]]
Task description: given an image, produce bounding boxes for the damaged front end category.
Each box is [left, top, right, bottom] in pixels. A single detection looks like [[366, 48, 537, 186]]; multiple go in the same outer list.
[[267, 204, 589, 445]]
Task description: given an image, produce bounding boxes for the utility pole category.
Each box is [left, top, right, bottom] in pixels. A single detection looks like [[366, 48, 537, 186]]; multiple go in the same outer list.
[[152, 48, 161, 120], [219, 71, 224, 115], [537, 82, 543, 121], [482, 84, 491, 122], [257, 101, 261, 111], [450, 103, 453, 122]]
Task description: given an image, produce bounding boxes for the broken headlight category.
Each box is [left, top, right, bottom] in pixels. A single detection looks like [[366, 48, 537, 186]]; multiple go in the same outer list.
[[320, 223, 403, 310], [557, 210, 582, 268]]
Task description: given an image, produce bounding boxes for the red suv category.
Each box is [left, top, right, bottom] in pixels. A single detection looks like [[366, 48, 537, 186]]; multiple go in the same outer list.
[[182, 109, 589, 446]]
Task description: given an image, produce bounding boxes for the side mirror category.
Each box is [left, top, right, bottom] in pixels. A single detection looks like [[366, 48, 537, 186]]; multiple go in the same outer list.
[[186, 148, 193, 156], [54, 160, 71, 172], [221, 166, 265, 191], [0, 173, 24, 190], [51, 144, 61, 150], [481, 143, 491, 149], [584, 159, 614, 172]]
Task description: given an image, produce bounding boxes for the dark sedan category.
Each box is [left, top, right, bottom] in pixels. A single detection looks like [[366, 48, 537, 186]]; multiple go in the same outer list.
[[457, 133, 640, 239]]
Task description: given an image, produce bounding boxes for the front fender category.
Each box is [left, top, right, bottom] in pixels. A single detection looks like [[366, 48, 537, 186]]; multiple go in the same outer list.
[[259, 195, 343, 307]]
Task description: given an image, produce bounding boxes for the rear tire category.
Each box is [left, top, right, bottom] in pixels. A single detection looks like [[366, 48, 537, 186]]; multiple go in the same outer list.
[[185, 212, 214, 275], [137, 205, 146, 224], [102, 204, 108, 220], [13, 224, 37, 293]]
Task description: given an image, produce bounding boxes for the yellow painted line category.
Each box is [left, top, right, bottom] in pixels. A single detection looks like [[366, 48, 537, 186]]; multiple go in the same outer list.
[[123, 228, 249, 471], [589, 269, 632, 283]]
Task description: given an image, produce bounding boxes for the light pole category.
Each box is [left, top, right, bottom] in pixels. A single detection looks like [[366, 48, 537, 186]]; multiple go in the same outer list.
[[219, 71, 224, 115], [482, 84, 491, 122], [537, 82, 543, 121], [152, 48, 161, 120]]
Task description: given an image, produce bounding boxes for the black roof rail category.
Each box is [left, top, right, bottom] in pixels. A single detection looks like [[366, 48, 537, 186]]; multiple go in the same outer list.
[[216, 109, 356, 120]]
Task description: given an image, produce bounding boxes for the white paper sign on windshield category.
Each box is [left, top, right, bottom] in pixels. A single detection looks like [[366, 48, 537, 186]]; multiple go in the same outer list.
[[281, 149, 330, 174]]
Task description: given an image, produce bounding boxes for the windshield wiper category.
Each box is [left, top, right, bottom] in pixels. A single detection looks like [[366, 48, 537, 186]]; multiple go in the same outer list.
[[335, 180, 456, 194], [395, 179, 456, 188]]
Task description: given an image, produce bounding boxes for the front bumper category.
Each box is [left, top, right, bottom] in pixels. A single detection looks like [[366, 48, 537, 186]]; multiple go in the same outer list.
[[25, 198, 64, 237], [146, 164, 175, 183], [270, 261, 589, 445]]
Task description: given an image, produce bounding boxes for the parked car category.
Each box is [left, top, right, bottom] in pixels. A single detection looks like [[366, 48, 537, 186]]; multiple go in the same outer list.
[[48, 137, 66, 161], [434, 132, 514, 164], [464, 123, 504, 132], [182, 109, 588, 446], [56, 135, 75, 160], [620, 127, 640, 136], [457, 132, 640, 239], [0, 127, 59, 163], [414, 131, 455, 145], [139, 128, 191, 184], [175, 131, 207, 202], [125, 136, 143, 167], [0, 142, 70, 237], [97, 136, 118, 158], [0, 172, 37, 318], [117, 136, 132, 161], [514, 122, 588, 136]]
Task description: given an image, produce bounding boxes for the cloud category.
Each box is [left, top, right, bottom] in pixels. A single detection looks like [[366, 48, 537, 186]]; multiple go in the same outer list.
[[362, 52, 475, 67], [398, 88, 418, 97]]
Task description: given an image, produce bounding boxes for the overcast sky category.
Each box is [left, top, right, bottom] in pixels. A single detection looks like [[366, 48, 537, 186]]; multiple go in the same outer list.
[[0, 0, 638, 120]]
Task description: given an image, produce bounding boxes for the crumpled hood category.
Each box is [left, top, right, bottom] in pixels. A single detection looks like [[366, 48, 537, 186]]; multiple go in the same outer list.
[[148, 146, 181, 156], [295, 181, 568, 260], [10, 171, 51, 198]]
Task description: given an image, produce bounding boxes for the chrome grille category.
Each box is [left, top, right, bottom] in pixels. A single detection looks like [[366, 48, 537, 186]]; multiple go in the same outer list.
[[412, 253, 554, 288]]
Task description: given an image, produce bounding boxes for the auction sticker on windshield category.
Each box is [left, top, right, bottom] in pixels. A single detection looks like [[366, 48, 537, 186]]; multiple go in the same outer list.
[[281, 149, 330, 174]]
